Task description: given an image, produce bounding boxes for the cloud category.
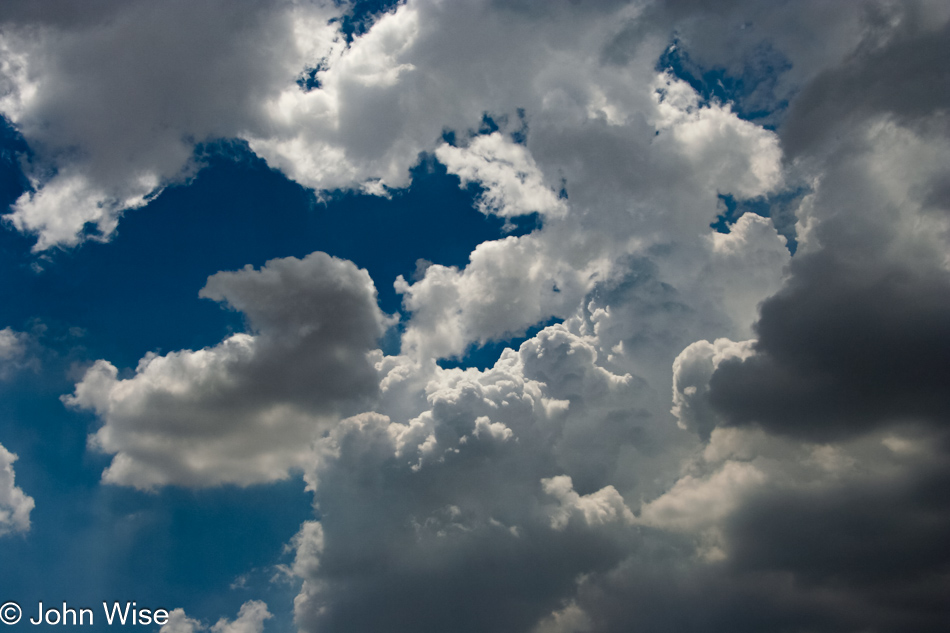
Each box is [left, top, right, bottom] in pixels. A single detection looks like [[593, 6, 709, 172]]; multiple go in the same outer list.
[[211, 601, 272, 633], [781, 10, 950, 157], [0, 442, 34, 537], [0, 326, 37, 379], [705, 122, 950, 442], [542, 475, 634, 530], [631, 30, 950, 628], [16, 0, 949, 631], [159, 601, 272, 633], [158, 609, 204, 633], [65, 252, 391, 489], [289, 321, 651, 633], [1, 0, 788, 254], [435, 132, 568, 219], [707, 258, 950, 440], [637, 460, 766, 535], [0, 0, 342, 250]]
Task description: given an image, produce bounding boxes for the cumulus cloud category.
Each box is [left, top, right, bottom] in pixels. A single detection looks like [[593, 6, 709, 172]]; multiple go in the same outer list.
[[14, 0, 949, 631], [65, 252, 391, 489], [706, 123, 950, 441], [435, 132, 568, 219], [542, 475, 634, 531], [0, 442, 34, 537], [671, 337, 755, 440], [158, 609, 204, 633], [159, 601, 272, 633], [290, 324, 646, 633], [0, 0, 342, 250], [211, 601, 272, 633]]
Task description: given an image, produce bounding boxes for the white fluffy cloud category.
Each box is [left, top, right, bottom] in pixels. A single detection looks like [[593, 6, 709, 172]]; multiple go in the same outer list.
[[435, 132, 568, 219], [65, 252, 391, 489], [542, 475, 634, 531], [0, 442, 34, 537], [159, 601, 272, 633], [1, 0, 342, 250]]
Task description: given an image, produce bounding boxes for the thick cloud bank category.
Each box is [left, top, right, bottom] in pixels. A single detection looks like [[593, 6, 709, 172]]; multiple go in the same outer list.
[[5, 0, 949, 631]]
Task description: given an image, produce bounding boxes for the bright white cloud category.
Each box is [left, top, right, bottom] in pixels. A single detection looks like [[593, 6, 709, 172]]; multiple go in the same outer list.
[[210, 601, 272, 633], [0, 0, 342, 250], [637, 460, 766, 533], [158, 609, 204, 633], [435, 132, 567, 219], [0, 442, 34, 537], [542, 475, 634, 530], [158, 601, 272, 633], [652, 72, 784, 199]]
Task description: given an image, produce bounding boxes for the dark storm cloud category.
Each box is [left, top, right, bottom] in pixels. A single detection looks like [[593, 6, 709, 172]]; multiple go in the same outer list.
[[301, 523, 627, 633], [923, 175, 950, 214], [707, 250, 950, 441], [720, 454, 950, 632], [782, 13, 950, 157], [727, 457, 950, 585], [572, 524, 950, 633]]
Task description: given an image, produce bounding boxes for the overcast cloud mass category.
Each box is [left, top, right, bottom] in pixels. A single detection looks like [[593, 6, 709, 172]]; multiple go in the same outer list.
[[1, 0, 949, 631]]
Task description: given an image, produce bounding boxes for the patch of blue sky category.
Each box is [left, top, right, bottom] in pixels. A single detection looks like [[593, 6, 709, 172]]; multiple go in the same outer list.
[[437, 316, 564, 372], [657, 38, 792, 128], [441, 109, 531, 148], [333, 0, 404, 43], [711, 190, 806, 254], [296, 61, 328, 92], [0, 118, 31, 206]]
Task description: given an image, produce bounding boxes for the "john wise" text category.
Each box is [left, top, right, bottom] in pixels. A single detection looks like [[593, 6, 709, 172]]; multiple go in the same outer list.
[[25, 602, 169, 626]]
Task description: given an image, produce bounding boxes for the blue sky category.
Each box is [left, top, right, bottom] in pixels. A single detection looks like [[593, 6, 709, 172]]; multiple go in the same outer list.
[[1, 2, 949, 632]]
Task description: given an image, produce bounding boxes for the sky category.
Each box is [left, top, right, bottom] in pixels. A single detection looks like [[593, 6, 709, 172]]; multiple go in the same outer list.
[[0, 1, 949, 632]]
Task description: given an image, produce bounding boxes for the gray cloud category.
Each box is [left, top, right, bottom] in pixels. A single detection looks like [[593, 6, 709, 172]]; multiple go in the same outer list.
[[782, 8, 950, 157], [708, 252, 950, 440], [66, 252, 390, 489]]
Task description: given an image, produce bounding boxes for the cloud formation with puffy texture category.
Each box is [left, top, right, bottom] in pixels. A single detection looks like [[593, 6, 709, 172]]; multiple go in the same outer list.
[[0, 442, 34, 537], [3, 0, 950, 632], [65, 251, 391, 489]]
